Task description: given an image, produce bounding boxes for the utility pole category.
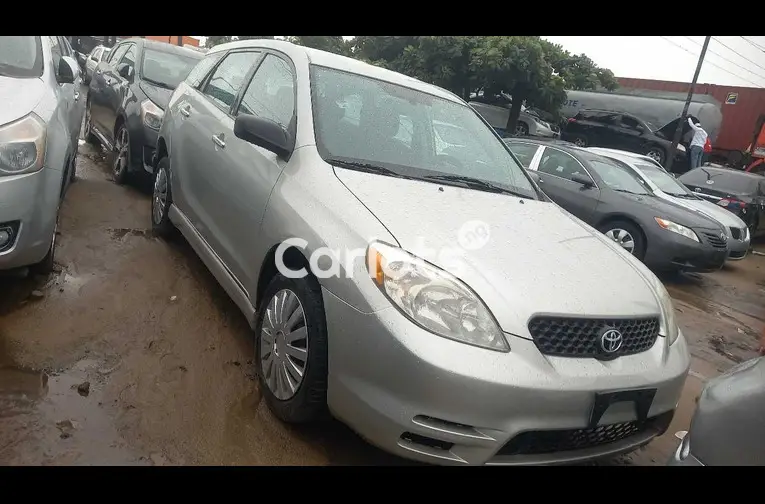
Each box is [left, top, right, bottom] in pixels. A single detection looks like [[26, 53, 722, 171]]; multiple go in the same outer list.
[[665, 35, 711, 173]]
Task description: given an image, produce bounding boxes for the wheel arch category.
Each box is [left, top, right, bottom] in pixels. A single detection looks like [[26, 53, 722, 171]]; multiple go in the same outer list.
[[256, 242, 320, 311], [595, 213, 648, 245]]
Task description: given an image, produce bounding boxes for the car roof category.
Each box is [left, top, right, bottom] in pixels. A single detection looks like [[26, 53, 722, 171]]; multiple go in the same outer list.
[[121, 38, 203, 59], [208, 39, 463, 104], [587, 147, 659, 166], [503, 136, 582, 150]]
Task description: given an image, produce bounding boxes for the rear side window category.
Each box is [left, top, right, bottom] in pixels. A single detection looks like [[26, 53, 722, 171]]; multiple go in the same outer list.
[[203, 51, 261, 111], [505, 142, 539, 168], [538, 148, 590, 182], [107, 44, 129, 65], [186, 51, 225, 89]]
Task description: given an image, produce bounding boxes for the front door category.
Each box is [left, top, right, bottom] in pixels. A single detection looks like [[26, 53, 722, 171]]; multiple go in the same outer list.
[[90, 42, 129, 137], [100, 43, 137, 145], [532, 146, 601, 222]]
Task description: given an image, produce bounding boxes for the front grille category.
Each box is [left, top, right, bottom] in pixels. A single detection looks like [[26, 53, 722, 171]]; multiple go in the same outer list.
[[701, 231, 727, 249], [496, 412, 673, 456], [528, 316, 659, 359], [729, 227, 741, 240]]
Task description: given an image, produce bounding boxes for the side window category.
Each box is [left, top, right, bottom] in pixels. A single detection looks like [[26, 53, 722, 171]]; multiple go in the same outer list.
[[592, 113, 620, 126], [538, 148, 590, 182], [49, 36, 63, 63], [58, 36, 73, 57], [236, 54, 295, 129], [119, 44, 136, 70], [107, 44, 129, 65], [620, 115, 641, 130], [92, 48, 102, 61], [204, 51, 261, 112], [506, 142, 540, 168], [186, 51, 225, 89]]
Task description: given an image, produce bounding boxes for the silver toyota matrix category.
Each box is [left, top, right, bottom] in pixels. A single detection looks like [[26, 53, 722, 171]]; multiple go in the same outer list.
[[152, 39, 691, 465]]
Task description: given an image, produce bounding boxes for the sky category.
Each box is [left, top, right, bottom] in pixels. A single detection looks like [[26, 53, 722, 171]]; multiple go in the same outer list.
[[193, 36, 765, 89]]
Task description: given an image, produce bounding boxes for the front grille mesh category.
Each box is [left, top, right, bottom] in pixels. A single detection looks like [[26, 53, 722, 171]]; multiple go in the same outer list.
[[496, 412, 673, 456], [701, 231, 727, 249], [527, 316, 659, 359]]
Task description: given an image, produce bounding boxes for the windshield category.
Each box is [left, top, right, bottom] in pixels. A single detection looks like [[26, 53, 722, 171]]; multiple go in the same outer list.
[[0, 36, 43, 78], [311, 65, 537, 199], [586, 156, 651, 195], [634, 162, 693, 196], [678, 168, 759, 195], [141, 49, 201, 89]]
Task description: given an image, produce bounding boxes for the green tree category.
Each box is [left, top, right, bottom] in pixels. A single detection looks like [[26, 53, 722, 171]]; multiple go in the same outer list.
[[205, 36, 231, 49]]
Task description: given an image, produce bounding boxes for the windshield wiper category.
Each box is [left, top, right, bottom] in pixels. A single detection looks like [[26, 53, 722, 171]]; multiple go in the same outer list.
[[326, 158, 409, 179], [423, 174, 531, 198], [613, 188, 647, 196], [142, 76, 173, 89]]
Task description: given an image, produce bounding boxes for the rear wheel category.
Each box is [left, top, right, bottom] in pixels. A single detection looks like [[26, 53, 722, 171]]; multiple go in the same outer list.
[[151, 157, 175, 237], [598, 220, 646, 261], [515, 122, 529, 136], [571, 135, 587, 147], [112, 125, 131, 185]]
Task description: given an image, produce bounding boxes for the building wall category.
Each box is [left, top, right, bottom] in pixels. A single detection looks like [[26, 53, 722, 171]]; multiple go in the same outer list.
[[618, 77, 765, 153], [128, 36, 200, 47]]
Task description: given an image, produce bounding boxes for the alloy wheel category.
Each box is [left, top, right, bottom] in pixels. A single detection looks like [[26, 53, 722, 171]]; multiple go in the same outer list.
[[646, 149, 663, 163], [114, 128, 129, 177], [84, 107, 92, 138], [153, 166, 168, 225], [574, 137, 586, 147], [260, 289, 308, 401], [605, 228, 636, 254]]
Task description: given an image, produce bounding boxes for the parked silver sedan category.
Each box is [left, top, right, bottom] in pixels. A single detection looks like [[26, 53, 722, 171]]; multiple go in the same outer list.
[[589, 147, 750, 260], [0, 36, 83, 273], [82, 45, 111, 84], [152, 39, 690, 465]]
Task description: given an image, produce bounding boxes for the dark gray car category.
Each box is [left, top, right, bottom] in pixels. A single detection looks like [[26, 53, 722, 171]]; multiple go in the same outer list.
[[506, 138, 730, 272]]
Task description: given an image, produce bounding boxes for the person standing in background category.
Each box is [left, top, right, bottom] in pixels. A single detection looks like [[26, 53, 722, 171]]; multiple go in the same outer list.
[[688, 117, 708, 169]]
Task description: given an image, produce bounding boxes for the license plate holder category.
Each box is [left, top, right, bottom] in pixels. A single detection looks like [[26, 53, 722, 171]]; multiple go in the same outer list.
[[588, 388, 657, 428]]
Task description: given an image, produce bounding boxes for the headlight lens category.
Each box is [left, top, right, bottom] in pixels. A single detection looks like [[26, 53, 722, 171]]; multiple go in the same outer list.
[[140, 99, 164, 130], [642, 269, 679, 345], [0, 113, 46, 176], [367, 241, 508, 352], [654, 217, 699, 242]]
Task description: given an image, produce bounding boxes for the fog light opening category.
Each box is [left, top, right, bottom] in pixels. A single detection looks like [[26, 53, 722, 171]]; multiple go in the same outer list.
[[0, 226, 13, 249]]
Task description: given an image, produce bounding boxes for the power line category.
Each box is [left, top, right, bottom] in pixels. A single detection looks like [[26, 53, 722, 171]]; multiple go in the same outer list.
[[682, 36, 765, 83], [712, 37, 765, 74], [659, 36, 764, 87], [742, 36, 765, 52]]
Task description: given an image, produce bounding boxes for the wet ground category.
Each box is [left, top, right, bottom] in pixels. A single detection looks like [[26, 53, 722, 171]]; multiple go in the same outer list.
[[1, 108, 763, 466]]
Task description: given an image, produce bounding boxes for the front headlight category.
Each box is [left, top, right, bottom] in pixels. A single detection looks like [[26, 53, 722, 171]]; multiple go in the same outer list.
[[367, 241, 508, 352], [140, 99, 164, 130], [654, 217, 699, 242], [642, 270, 679, 345], [0, 113, 47, 177]]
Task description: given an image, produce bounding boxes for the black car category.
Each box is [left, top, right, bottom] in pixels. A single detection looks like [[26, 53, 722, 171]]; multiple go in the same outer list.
[[678, 166, 765, 237], [505, 138, 730, 272], [561, 109, 692, 169], [83, 38, 202, 184]]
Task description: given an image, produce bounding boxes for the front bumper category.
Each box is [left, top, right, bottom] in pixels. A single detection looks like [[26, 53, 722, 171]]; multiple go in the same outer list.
[[644, 227, 729, 272], [323, 288, 690, 466], [726, 236, 749, 260], [0, 167, 61, 270], [127, 118, 159, 175]]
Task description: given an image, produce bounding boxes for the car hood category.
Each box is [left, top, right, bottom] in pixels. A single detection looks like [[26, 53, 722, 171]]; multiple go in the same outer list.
[[139, 80, 173, 110], [663, 194, 747, 230], [630, 192, 722, 230], [0, 76, 46, 126], [334, 168, 662, 334]]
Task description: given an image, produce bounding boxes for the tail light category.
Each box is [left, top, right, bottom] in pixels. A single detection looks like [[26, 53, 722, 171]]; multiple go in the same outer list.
[[717, 198, 747, 209]]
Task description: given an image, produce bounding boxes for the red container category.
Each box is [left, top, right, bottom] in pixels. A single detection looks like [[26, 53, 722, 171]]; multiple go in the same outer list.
[[617, 77, 765, 154]]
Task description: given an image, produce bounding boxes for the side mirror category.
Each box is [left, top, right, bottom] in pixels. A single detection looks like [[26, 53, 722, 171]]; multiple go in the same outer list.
[[56, 56, 78, 84], [117, 63, 133, 80], [234, 113, 294, 160], [571, 174, 594, 188]]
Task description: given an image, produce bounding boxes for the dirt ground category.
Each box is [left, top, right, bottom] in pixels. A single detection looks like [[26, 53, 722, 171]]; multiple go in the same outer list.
[[1, 111, 763, 466]]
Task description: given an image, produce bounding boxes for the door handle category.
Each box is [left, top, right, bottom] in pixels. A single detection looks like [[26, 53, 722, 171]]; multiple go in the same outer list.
[[180, 105, 191, 117], [212, 134, 225, 149]]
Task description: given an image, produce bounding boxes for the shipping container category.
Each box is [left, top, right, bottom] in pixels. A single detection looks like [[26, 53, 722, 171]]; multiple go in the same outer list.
[[617, 77, 765, 165]]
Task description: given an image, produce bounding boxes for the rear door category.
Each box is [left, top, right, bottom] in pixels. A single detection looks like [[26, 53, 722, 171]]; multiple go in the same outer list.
[[614, 114, 646, 153], [90, 42, 129, 135], [529, 146, 601, 221], [100, 42, 137, 145]]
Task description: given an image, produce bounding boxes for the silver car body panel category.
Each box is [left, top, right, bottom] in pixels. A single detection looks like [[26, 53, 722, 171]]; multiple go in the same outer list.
[[588, 147, 750, 259], [0, 36, 83, 270], [158, 39, 690, 465], [670, 357, 765, 466]]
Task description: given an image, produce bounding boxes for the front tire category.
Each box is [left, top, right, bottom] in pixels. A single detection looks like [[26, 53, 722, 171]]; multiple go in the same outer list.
[[112, 125, 131, 185], [255, 273, 328, 424], [515, 121, 529, 136], [151, 157, 175, 237], [645, 146, 667, 166], [598, 220, 646, 261], [31, 213, 58, 275], [571, 135, 588, 147], [83, 103, 99, 146]]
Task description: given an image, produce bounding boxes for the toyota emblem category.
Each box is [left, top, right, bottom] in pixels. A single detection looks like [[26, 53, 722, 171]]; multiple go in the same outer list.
[[600, 328, 623, 354]]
